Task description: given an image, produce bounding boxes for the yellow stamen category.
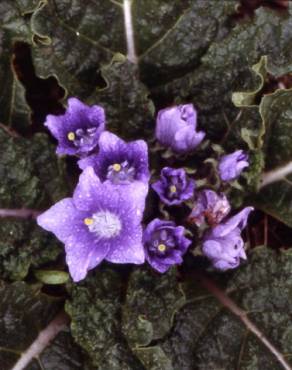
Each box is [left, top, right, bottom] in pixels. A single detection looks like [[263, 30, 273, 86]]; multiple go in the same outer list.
[[113, 163, 121, 172], [158, 244, 166, 252], [67, 132, 75, 141], [169, 185, 177, 193], [84, 217, 93, 226]]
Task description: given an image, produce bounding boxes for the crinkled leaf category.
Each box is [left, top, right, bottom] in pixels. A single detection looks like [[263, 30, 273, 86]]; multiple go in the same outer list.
[[66, 268, 145, 370], [154, 6, 292, 147], [122, 267, 184, 347], [88, 54, 154, 140], [0, 220, 61, 281], [253, 89, 292, 227], [0, 0, 39, 128], [66, 267, 185, 370], [0, 128, 68, 208], [0, 281, 84, 370], [30, 0, 238, 96], [231, 55, 292, 226], [0, 128, 68, 279], [160, 247, 292, 369]]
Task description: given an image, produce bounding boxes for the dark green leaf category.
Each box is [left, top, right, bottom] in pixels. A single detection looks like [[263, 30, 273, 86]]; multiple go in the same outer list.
[[66, 266, 185, 370], [89, 54, 154, 140], [0, 220, 61, 281], [0, 281, 84, 370], [122, 267, 184, 347], [30, 0, 238, 96], [154, 6, 292, 147], [0, 0, 39, 127], [0, 129, 68, 208], [66, 268, 145, 370], [253, 89, 292, 227], [161, 247, 292, 370]]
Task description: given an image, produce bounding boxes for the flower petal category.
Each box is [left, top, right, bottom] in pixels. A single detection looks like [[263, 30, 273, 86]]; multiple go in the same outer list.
[[37, 198, 87, 243], [65, 234, 110, 282], [73, 167, 101, 212], [212, 207, 253, 237], [105, 224, 145, 264]]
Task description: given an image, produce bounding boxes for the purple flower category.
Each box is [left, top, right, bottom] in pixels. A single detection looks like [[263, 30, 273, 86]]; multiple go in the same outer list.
[[155, 104, 205, 154], [37, 167, 146, 282], [202, 207, 253, 271], [152, 167, 195, 206], [45, 97, 105, 156], [78, 131, 150, 185], [143, 219, 191, 273], [189, 189, 231, 227], [218, 150, 249, 182]]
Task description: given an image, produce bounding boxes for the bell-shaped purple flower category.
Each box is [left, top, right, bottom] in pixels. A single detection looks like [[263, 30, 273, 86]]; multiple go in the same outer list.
[[45, 97, 105, 156], [143, 218, 191, 273], [218, 150, 249, 182], [202, 207, 253, 271], [152, 167, 195, 206], [155, 104, 205, 154], [78, 131, 150, 185], [189, 189, 231, 227], [37, 167, 146, 282]]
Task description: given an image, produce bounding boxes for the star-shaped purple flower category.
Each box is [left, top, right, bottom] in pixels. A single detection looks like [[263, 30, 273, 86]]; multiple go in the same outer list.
[[189, 189, 231, 227], [155, 104, 205, 154], [152, 167, 195, 206], [78, 131, 150, 185], [45, 97, 105, 156], [218, 150, 249, 182], [143, 218, 191, 273], [37, 167, 146, 282], [202, 207, 253, 271]]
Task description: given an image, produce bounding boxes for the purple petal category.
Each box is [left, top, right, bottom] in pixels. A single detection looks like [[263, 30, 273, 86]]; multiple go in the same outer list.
[[37, 198, 87, 243], [78, 154, 98, 171], [212, 207, 253, 238], [73, 167, 101, 212], [65, 234, 110, 282], [105, 223, 144, 264]]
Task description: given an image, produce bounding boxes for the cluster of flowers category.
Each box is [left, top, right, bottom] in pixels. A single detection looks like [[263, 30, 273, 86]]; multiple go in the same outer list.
[[37, 98, 253, 282]]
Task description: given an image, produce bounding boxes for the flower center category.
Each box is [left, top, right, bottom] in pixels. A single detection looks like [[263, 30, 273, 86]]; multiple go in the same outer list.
[[158, 243, 166, 252], [67, 127, 98, 149], [67, 132, 75, 141], [113, 163, 121, 172], [107, 160, 135, 184], [84, 211, 121, 239], [169, 185, 177, 194]]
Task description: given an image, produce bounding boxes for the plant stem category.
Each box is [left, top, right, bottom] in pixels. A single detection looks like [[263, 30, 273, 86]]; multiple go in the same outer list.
[[0, 208, 41, 219], [123, 0, 137, 63], [11, 312, 69, 370], [260, 161, 292, 188]]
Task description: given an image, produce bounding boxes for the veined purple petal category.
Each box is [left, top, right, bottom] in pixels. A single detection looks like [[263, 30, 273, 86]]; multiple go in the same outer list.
[[218, 150, 249, 182], [144, 218, 191, 273], [44, 97, 105, 157], [152, 167, 195, 206], [78, 131, 150, 185], [155, 104, 205, 154]]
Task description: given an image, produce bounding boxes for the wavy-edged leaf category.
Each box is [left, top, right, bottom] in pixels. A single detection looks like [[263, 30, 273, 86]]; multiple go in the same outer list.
[[0, 0, 39, 127], [155, 6, 292, 145], [66, 268, 145, 370], [254, 89, 292, 227], [30, 0, 238, 98], [0, 282, 84, 370], [161, 247, 292, 369], [0, 128, 68, 208], [122, 267, 184, 347], [88, 54, 154, 140]]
